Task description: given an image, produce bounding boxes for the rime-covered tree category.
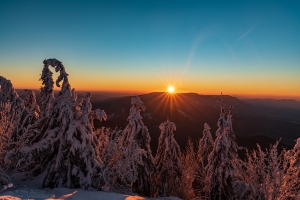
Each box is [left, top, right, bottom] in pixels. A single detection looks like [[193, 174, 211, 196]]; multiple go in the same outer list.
[[205, 104, 239, 199], [197, 123, 214, 167], [243, 144, 268, 199], [0, 77, 40, 171], [0, 76, 24, 142], [153, 119, 182, 197], [95, 127, 133, 193], [8, 59, 107, 189], [278, 138, 300, 200], [0, 102, 13, 160], [179, 137, 196, 200], [0, 77, 40, 188], [0, 102, 13, 186], [265, 140, 283, 200], [117, 96, 155, 196], [243, 140, 286, 200], [194, 123, 214, 197]]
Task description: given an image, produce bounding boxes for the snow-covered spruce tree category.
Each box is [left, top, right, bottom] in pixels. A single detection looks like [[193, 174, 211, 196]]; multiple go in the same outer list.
[[265, 140, 284, 200], [0, 77, 24, 143], [0, 77, 40, 172], [243, 140, 285, 200], [0, 78, 40, 186], [205, 104, 240, 199], [15, 90, 41, 147], [22, 90, 40, 122], [0, 102, 13, 186], [117, 96, 155, 196], [0, 102, 13, 160], [197, 123, 214, 168], [39, 59, 56, 116], [194, 123, 214, 198], [243, 144, 268, 200], [278, 138, 300, 200], [179, 137, 196, 200], [9, 59, 107, 189], [97, 127, 137, 193], [153, 119, 182, 197]]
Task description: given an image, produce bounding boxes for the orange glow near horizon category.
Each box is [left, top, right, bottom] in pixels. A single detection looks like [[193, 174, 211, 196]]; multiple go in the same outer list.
[[2, 67, 300, 101], [8, 80, 300, 101]]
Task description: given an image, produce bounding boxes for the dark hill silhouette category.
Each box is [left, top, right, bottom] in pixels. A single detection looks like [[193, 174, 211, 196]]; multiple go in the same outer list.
[[92, 92, 299, 156], [243, 98, 300, 109]]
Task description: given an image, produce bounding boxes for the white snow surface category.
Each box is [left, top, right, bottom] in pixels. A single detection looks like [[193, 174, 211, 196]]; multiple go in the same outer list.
[[0, 187, 181, 200]]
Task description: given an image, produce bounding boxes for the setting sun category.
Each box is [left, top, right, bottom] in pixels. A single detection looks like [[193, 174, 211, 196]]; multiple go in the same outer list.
[[167, 86, 175, 94]]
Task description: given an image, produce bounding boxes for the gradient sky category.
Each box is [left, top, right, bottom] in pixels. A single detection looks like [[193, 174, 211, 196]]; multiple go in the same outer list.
[[0, 0, 300, 99]]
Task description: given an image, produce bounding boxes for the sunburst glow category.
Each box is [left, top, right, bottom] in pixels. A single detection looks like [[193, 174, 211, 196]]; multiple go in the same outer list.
[[167, 86, 175, 94]]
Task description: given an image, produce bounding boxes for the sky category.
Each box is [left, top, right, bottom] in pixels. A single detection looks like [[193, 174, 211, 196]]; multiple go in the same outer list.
[[0, 0, 300, 99]]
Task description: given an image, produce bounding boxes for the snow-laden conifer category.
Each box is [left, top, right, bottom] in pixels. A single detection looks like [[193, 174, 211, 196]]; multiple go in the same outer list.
[[97, 127, 135, 193], [243, 144, 268, 199], [40, 60, 55, 116], [0, 78, 41, 172], [194, 123, 214, 197], [278, 138, 300, 200], [179, 137, 196, 200], [0, 103, 13, 186], [0, 102, 13, 158], [243, 140, 286, 200], [0, 77, 24, 141], [10, 59, 107, 189], [0, 78, 41, 187], [265, 140, 283, 200], [153, 119, 182, 197], [197, 123, 214, 167], [117, 96, 155, 196], [205, 103, 239, 199]]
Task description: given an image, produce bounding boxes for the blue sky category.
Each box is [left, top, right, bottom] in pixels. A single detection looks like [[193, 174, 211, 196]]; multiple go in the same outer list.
[[0, 0, 300, 99]]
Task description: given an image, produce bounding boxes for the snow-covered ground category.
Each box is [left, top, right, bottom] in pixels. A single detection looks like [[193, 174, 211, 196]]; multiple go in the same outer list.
[[0, 187, 181, 200], [0, 173, 181, 200]]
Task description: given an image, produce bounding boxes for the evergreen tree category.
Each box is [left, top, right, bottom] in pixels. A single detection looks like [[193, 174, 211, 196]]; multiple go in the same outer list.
[[0, 102, 13, 186], [205, 104, 239, 199], [194, 123, 214, 197], [243, 140, 285, 200], [8, 59, 107, 189], [243, 144, 268, 200], [180, 137, 196, 200], [278, 138, 300, 200], [117, 96, 155, 196], [0, 76, 24, 143], [96, 127, 133, 193], [153, 119, 182, 197], [266, 140, 283, 200], [0, 77, 40, 171], [197, 123, 214, 167]]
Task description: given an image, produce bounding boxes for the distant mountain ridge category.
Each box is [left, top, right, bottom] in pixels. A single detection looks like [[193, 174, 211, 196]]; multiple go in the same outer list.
[[90, 92, 300, 154], [243, 98, 300, 109]]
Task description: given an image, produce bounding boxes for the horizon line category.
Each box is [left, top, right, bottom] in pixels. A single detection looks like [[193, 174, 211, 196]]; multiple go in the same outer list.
[[9, 88, 300, 101]]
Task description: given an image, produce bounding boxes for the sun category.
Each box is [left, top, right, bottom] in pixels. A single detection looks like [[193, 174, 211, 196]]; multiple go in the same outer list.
[[167, 85, 175, 94]]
